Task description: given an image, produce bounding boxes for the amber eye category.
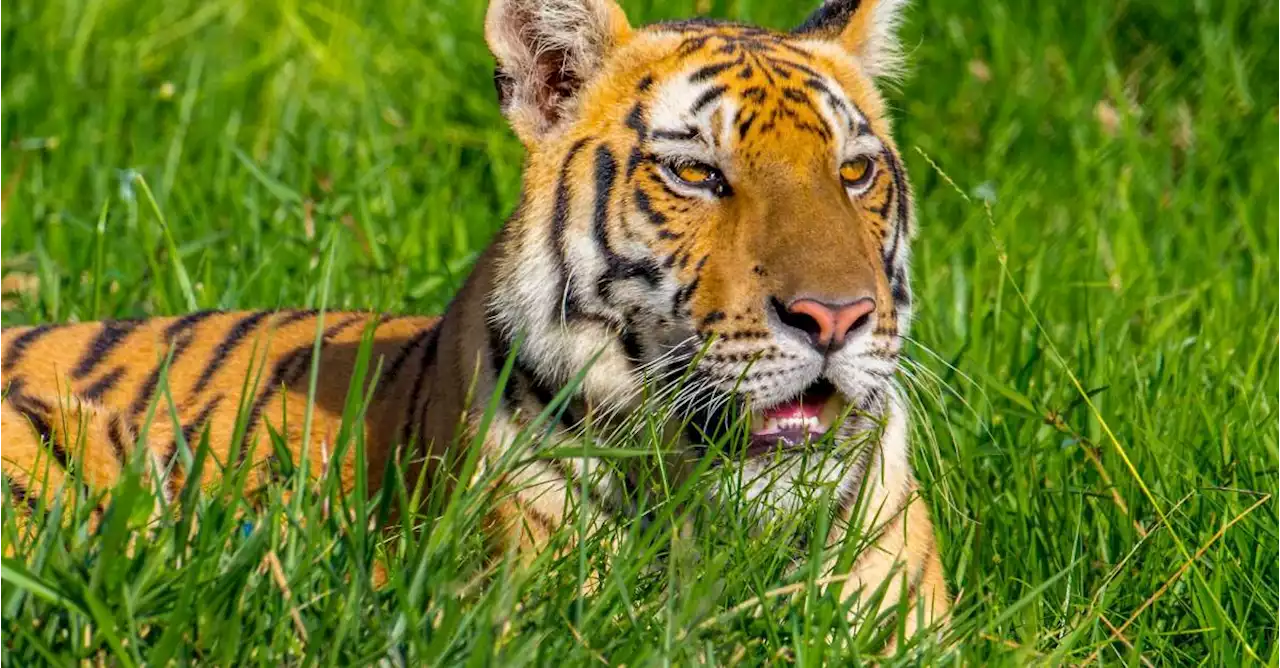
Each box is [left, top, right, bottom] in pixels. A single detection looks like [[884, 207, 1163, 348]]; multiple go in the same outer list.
[[684, 163, 718, 183], [663, 159, 729, 196], [839, 156, 875, 191]]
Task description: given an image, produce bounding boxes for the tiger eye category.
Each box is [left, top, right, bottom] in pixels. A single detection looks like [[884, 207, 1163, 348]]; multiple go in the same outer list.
[[676, 163, 714, 184], [839, 157, 873, 188]]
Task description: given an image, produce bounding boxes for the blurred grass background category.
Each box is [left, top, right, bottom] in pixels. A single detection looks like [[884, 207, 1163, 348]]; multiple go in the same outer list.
[[2, 0, 1277, 664]]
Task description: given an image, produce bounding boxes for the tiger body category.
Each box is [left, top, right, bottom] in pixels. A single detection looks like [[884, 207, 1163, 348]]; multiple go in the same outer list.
[[2, 311, 446, 506], [3, 0, 949, 642]]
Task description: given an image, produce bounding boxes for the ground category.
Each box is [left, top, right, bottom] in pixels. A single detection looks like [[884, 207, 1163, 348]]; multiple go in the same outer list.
[[1, 0, 1277, 664]]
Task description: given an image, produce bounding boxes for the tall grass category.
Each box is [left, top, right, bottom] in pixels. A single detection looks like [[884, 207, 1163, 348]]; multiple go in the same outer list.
[[2, 0, 1277, 663]]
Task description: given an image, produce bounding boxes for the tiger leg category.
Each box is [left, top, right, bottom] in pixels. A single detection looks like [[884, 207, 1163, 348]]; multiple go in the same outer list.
[[478, 451, 623, 593], [834, 489, 950, 650]]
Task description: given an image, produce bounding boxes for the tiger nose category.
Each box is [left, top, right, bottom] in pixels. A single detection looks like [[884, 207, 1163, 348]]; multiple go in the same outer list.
[[773, 297, 877, 351]]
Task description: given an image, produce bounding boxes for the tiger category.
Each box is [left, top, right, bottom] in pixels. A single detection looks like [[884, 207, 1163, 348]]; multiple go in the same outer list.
[[2, 0, 950, 643]]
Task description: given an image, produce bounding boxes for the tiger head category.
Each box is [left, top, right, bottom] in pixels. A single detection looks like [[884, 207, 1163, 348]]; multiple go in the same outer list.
[[486, 0, 914, 490]]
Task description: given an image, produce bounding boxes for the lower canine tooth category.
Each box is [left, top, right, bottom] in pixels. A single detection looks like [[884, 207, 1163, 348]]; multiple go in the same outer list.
[[820, 396, 847, 429]]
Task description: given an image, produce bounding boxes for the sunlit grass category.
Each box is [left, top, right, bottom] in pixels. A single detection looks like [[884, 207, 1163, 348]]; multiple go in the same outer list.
[[2, 0, 1277, 664]]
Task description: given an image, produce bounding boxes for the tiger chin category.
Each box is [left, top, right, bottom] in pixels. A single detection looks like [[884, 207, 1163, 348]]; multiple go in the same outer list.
[[1, 0, 949, 646]]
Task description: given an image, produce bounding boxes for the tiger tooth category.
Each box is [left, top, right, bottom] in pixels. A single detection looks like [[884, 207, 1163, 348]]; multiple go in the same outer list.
[[819, 395, 846, 430]]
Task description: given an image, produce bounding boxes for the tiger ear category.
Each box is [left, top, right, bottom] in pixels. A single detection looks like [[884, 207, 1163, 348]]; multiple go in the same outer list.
[[793, 0, 908, 80], [486, 0, 632, 143]]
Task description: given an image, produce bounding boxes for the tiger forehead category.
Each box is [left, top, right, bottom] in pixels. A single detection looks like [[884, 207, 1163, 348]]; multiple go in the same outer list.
[[637, 26, 872, 149]]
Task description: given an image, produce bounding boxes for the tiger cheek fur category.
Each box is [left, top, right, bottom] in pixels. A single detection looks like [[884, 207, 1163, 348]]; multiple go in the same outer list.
[[3, 0, 949, 645]]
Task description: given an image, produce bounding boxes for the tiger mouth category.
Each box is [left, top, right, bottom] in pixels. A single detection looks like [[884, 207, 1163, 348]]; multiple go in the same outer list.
[[742, 379, 846, 457]]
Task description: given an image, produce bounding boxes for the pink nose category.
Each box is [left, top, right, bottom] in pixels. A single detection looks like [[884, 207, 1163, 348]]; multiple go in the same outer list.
[[782, 298, 877, 350]]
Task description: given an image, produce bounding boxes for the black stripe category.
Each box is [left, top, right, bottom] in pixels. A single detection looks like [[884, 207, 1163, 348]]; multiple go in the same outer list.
[[3, 324, 57, 373], [72, 319, 143, 380], [829, 95, 858, 133], [235, 316, 362, 466], [275, 309, 319, 328], [106, 414, 129, 463], [165, 310, 223, 339], [378, 325, 437, 396], [802, 76, 832, 96], [486, 319, 524, 408], [883, 149, 910, 274], [10, 392, 63, 467], [82, 366, 126, 402], [128, 332, 201, 427], [651, 128, 700, 142], [591, 144, 620, 272], [767, 58, 825, 81], [550, 139, 600, 325], [399, 325, 442, 445], [636, 74, 654, 92], [593, 146, 662, 297], [236, 350, 309, 467], [191, 311, 272, 395], [11, 391, 54, 450], [165, 394, 224, 498], [179, 394, 224, 450], [486, 319, 573, 430], [690, 85, 728, 114], [770, 39, 816, 59], [781, 86, 811, 106], [699, 311, 726, 328], [672, 276, 701, 317], [807, 78, 859, 133], [752, 52, 777, 86], [676, 35, 711, 58], [144, 310, 229, 413], [625, 104, 647, 139], [671, 255, 709, 317], [626, 147, 645, 178], [891, 265, 912, 308], [633, 188, 667, 226], [4, 476, 41, 515], [688, 60, 737, 83]]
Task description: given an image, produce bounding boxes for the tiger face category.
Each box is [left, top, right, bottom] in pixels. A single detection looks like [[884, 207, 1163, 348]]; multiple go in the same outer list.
[[487, 0, 913, 493]]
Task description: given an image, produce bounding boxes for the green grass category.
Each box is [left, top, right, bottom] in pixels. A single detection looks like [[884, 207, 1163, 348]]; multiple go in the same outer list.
[[2, 0, 1277, 664]]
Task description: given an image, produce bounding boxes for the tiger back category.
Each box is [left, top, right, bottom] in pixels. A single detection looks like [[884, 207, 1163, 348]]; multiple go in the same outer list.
[[2, 311, 443, 513]]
